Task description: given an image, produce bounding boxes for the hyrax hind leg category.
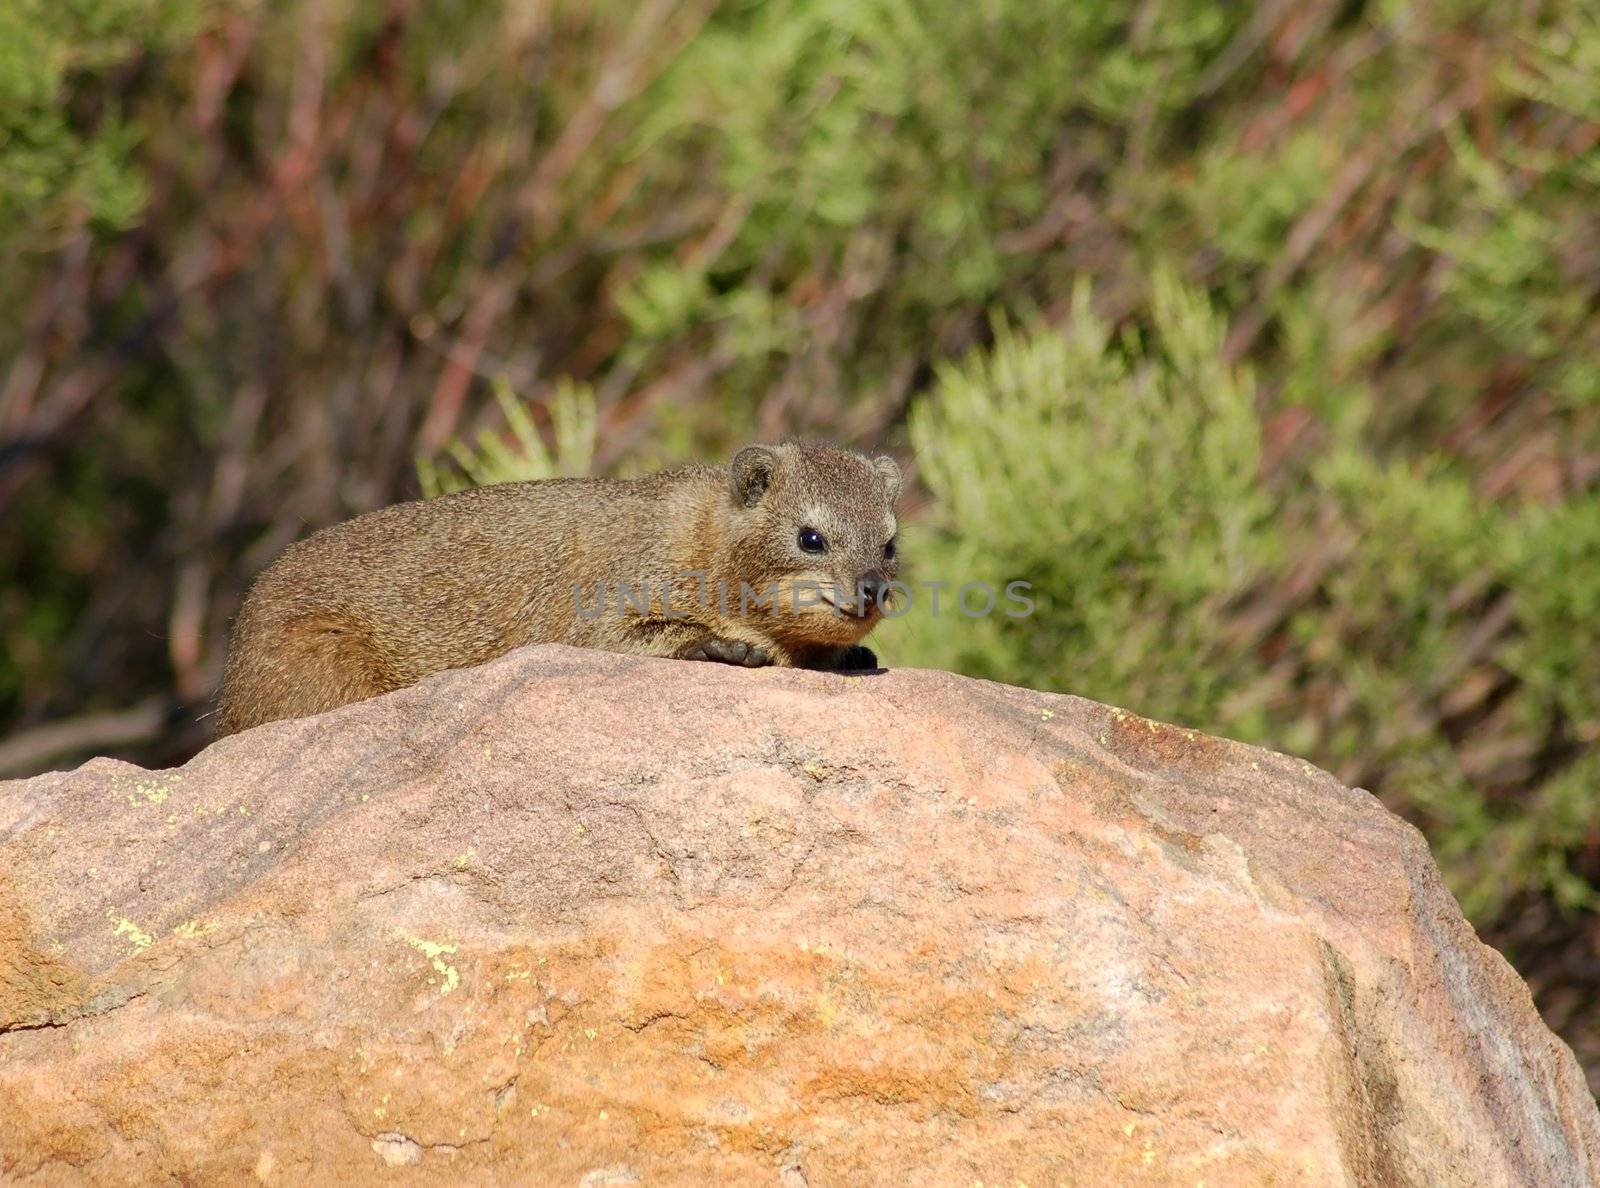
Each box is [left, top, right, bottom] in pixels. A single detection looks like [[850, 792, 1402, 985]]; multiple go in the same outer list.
[[216, 611, 394, 735]]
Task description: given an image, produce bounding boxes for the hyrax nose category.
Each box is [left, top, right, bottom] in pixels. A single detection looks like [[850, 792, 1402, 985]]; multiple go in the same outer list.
[[858, 572, 890, 609]]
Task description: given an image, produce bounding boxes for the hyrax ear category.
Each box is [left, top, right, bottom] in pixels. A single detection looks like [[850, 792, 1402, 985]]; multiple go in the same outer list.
[[873, 455, 902, 504], [730, 445, 781, 508]]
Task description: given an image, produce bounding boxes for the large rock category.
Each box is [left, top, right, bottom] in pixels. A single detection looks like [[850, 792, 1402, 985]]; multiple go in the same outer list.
[[1, 645, 1595, 1185]]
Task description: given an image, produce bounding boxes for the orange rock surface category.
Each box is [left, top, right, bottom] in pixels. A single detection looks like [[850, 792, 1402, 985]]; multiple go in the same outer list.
[[2, 645, 1596, 1185]]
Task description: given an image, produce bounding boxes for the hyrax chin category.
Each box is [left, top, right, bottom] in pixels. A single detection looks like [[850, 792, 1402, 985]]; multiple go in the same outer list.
[[215, 440, 902, 736]]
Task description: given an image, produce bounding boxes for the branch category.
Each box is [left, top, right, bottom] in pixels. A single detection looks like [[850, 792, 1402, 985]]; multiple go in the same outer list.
[[0, 697, 173, 779]]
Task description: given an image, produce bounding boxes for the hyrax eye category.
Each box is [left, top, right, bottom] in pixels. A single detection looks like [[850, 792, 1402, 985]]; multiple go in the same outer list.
[[798, 526, 828, 554], [884, 535, 897, 560]]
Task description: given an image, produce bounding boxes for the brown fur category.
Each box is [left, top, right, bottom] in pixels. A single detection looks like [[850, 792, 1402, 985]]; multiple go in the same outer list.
[[215, 441, 901, 735]]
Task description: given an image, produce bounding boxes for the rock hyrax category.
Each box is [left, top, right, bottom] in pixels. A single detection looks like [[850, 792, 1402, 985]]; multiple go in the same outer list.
[[215, 440, 901, 734]]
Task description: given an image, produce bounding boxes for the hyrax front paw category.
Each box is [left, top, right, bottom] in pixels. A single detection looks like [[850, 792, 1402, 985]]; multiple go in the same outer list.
[[834, 644, 879, 670], [680, 637, 773, 668]]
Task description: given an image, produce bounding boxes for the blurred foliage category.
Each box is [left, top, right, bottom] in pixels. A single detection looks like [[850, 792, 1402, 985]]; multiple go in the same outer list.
[[1, 0, 1596, 1087], [887, 275, 1274, 725], [417, 378, 597, 497], [0, 0, 190, 241]]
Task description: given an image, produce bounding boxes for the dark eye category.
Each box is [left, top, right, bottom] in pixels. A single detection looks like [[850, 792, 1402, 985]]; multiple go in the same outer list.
[[798, 526, 827, 554], [884, 535, 897, 560]]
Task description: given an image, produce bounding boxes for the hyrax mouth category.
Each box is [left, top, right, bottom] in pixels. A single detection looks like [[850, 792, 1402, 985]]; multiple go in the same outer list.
[[817, 585, 885, 620], [818, 587, 859, 616]]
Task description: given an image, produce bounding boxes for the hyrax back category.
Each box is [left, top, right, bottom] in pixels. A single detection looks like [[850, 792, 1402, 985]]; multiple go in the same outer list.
[[215, 441, 901, 735]]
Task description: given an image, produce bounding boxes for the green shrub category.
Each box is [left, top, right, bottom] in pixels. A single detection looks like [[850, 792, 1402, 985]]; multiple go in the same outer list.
[[618, 0, 1244, 407], [419, 379, 597, 497], [0, 0, 192, 240], [882, 274, 1274, 727]]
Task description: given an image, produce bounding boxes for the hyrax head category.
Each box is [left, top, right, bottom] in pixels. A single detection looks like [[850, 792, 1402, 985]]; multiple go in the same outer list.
[[725, 441, 901, 645]]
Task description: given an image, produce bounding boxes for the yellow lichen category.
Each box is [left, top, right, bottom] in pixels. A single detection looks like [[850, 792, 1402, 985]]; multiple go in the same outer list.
[[815, 992, 837, 1027], [126, 780, 172, 806], [402, 934, 461, 995], [109, 914, 154, 950]]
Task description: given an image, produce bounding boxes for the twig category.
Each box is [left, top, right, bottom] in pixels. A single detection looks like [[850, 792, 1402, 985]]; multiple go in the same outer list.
[[0, 698, 172, 779]]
